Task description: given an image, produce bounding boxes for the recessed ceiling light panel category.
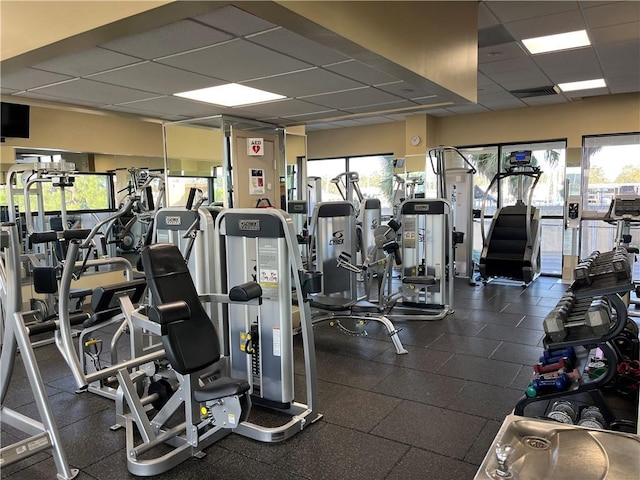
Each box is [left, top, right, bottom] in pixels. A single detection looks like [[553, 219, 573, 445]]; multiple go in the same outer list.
[[175, 83, 285, 107], [557, 78, 606, 92], [522, 30, 590, 54]]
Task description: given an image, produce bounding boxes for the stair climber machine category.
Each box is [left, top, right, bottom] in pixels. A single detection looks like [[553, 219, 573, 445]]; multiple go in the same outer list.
[[428, 146, 477, 283], [479, 150, 543, 286]]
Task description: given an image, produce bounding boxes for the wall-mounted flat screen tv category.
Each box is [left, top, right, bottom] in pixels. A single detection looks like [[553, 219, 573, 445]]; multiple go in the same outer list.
[[1, 102, 30, 139]]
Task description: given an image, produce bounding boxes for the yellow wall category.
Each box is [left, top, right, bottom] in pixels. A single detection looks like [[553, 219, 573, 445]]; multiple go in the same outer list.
[[0, 101, 163, 158], [306, 93, 640, 170]]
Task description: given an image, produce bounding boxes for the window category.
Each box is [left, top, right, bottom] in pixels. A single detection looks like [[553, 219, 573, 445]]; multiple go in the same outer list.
[[307, 154, 394, 215]]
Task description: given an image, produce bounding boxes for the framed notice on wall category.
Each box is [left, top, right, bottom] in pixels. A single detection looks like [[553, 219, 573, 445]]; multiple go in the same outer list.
[[249, 168, 265, 195]]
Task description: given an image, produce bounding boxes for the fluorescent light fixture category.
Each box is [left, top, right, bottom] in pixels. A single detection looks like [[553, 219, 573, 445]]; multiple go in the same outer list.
[[175, 83, 285, 107], [557, 78, 606, 92], [522, 30, 590, 54]]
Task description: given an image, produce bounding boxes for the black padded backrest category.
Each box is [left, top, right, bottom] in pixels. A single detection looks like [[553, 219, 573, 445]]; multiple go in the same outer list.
[[141, 243, 221, 374]]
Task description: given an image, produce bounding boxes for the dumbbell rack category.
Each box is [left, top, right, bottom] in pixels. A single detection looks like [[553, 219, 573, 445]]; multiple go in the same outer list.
[[514, 272, 634, 424]]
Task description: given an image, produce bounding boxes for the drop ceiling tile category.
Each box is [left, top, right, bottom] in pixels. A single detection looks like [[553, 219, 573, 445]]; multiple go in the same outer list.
[[283, 110, 339, 120], [14, 91, 105, 107], [489, 103, 527, 112], [1, 88, 18, 94], [108, 96, 217, 117], [534, 48, 602, 79], [499, 79, 554, 91], [504, 10, 586, 40], [343, 100, 417, 114], [590, 21, 640, 46], [583, 1, 640, 28], [248, 28, 349, 65], [305, 123, 338, 131], [101, 20, 232, 60], [478, 91, 518, 103], [158, 39, 311, 82], [478, 3, 500, 28], [374, 81, 438, 99], [477, 72, 498, 87], [479, 56, 540, 75], [521, 95, 568, 106], [353, 116, 395, 126], [411, 96, 445, 106], [422, 108, 455, 117], [609, 83, 640, 94], [596, 40, 640, 76], [563, 86, 610, 98], [230, 99, 332, 117], [484, 1, 579, 23], [31, 47, 141, 77], [31, 79, 159, 104], [88, 62, 224, 95], [324, 60, 399, 85], [1, 69, 72, 90], [243, 68, 363, 97], [192, 5, 275, 36], [479, 42, 527, 64], [477, 82, 507, 94], [487, 68, 551, 85], [446, 104, 491, 114], [302, 87, 403, 109]]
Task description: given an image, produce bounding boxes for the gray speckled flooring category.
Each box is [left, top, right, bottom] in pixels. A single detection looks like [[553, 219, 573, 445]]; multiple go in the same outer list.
[[2, 276, 637, 479]]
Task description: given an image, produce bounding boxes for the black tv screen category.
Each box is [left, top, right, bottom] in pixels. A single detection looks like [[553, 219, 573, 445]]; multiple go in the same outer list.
[[1, 102, 30, 139]]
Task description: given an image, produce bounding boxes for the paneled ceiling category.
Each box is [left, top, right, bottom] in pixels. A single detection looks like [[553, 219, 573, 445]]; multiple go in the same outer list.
[[1, 1, 638, 131]]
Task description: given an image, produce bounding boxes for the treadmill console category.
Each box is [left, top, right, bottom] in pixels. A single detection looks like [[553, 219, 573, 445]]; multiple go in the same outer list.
[[507, 150, 532, 167], [607, 195, 640, 221]]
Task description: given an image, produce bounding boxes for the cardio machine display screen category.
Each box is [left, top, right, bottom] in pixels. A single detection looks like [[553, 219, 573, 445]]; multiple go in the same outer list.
[[507, 150, 532, 166]]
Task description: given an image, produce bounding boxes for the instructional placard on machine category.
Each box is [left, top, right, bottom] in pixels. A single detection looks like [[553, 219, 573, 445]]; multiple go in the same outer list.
[[258, 244, 279, 297]]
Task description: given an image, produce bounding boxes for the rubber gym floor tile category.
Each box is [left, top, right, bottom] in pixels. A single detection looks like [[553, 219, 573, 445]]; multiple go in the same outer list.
[[0, 431, 52, 479], [451, 307, 524, 326], [508, 365, 533, 390], [447, 381, 524, 421], [385, 446, 479, 480], [515, 314, 546, 331], [371, 345, 453, 373], [310, 323, 396, 360], [3, 457, 97, 480], [14, 390, 112, 429], [474, 323, 544, 346], [2, 373, 62, 409], [315, 383, 401, 432], [206, 450, 307, 480], [427, 333, 502, 358], [453, 296, 507, 312], [293, 373, 339, 405], [371, 367, 466, 407], [56, 409, 127, 469], [217, 422, 326, 465], [436, 354, 522, 387], [84, 445, 228, 480], [490, 341, 544, 366], [310, 349, 396, 391], [500, 302, 554, 317], [414, 315, 488, 337], [371, 400, 485, 459], [385, 324, 445, 348], [463, 419, 503, 466], [537, 296, 566, 307], [274, 423, 408, 480]]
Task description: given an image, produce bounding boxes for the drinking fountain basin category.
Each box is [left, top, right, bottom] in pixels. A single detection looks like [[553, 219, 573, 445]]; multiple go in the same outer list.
[[475, 414, 640, 480]]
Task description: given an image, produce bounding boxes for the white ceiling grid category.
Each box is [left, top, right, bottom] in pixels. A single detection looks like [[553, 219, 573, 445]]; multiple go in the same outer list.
[[0, 2, 637, 131]]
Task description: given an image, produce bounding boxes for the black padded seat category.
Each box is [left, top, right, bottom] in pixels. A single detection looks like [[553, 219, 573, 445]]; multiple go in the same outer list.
[[310, 295, 356, 311], [402, 275, 436, 285], [351, 300, 384, 314], [83, 308, 121, 328], [70, 288, 93, 299], [193, 376, 251, 403], [141, 243, 251, 404]]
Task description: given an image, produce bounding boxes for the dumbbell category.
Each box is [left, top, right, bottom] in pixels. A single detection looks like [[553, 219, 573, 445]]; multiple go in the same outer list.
[[585, 298, 613, 335], [525, 373, 571, 397], [534, 357, 572, 374], [541, 347, 576, 362], [535, 368, 581, 381], [544, 310, 569, 342]]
